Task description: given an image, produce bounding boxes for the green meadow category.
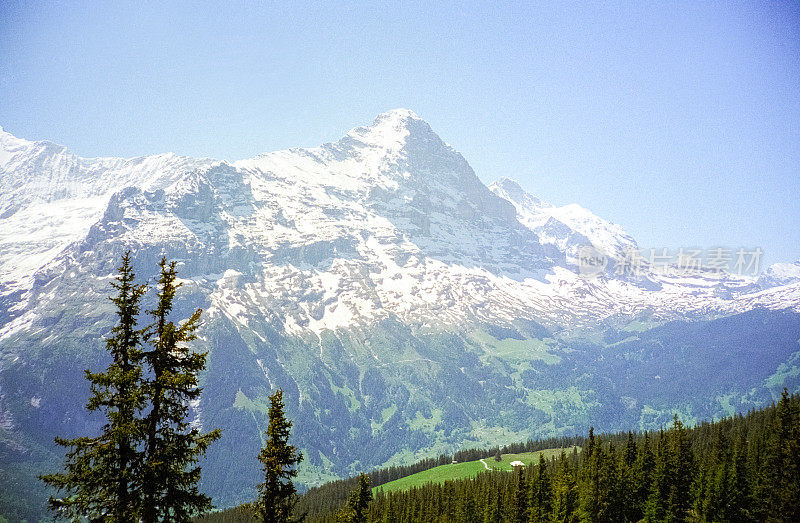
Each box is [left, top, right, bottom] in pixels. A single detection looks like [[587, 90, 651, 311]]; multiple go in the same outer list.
[[374, 447, 575, 494]]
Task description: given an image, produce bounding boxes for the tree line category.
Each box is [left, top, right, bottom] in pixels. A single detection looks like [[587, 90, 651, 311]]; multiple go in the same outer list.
[[298, 391, 800, 522], [204, 390, 799, 523], [287, 435, 586, 518]]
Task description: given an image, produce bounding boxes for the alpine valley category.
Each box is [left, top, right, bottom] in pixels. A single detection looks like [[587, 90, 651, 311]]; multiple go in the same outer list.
[[1, 110, 799, 516]]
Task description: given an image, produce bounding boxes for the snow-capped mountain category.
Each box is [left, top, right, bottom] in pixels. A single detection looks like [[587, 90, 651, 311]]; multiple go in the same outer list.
[[2, 111, 796, 335], [1, 110, 799, 514], [0, 125, 217, 302], [758, 259, 800, 289], [489, 177, 638, 263]]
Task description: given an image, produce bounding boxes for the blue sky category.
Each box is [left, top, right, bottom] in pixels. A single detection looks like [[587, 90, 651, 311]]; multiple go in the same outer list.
[[1, 1, 798, 266]]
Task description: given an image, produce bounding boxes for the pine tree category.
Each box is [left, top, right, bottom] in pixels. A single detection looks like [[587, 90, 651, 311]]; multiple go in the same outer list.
[[579, 428, 599, 521], [40, 252, 148, 521], [630, 431, 653, 522], [529, 454, 551, 523], [585, 427, 596, 463], [666, 416, 693, 523], [725, 441, 751, 522], [701, 421, 731, 521], [255, 388, 305, 523], [551, 450, 578, 523], [763, 389, 800, 521], [513, 465, 528, 523], [484, 489, 503, 523], [458, 489, 480, 523], [646, 428, 668, 521], [596, 442, 622, 522], [338, 474, 372, 523], [381, 494, 400, 523], [621, 432, 641, 522], [141, 258, 220, 522]]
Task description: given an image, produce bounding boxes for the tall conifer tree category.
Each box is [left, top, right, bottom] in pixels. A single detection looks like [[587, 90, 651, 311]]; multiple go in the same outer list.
[[141, 258, 220, 522], [580, 428, 600, 521], [338, 474, 373, 523], [635, 431, 654, 519], [41, 252, 147, 521], [512, 465, 528, 523], [667, 416, 693, 523], [529, 454, 551, 523], [458, 489, 479, 523], [726, 440, 752, 521], [646, 428, 668, 521], [551, 451, 578, 523], [255, 388, 305, 523], [596, 442, 623, 522], [763, 388, 800, 521]]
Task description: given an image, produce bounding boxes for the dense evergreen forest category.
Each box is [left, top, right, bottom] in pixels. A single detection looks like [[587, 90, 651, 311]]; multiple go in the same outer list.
[[200, 390, 800, 523]]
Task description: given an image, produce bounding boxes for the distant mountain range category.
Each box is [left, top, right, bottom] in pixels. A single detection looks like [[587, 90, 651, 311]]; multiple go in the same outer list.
[[1, 110, 799, 515]]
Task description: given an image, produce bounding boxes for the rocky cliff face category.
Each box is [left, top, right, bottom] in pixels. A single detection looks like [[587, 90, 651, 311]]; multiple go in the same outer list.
[[1, 110, 799, 513]]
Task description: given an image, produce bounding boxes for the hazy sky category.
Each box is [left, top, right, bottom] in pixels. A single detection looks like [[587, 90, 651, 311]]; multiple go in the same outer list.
[[1, 1, 798, 266]]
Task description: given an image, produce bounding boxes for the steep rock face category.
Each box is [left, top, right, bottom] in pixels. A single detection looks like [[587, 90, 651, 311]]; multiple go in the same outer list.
[[1, 111, 799, 515], [0, 125, 218, 304], [236, 110, 559, 279], [489, 177, 638, 263]]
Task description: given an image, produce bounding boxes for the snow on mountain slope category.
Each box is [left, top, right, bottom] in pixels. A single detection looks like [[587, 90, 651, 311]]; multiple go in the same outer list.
[[489, 177, 638, 262], [0, 126, 219, 300], [2, 111, 799, 337], [487, 176, 800, 321], [758, 259, 800, 288], [235, 109, 554, 274]]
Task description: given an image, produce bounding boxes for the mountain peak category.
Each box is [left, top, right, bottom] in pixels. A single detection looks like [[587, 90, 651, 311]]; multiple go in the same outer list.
[[340, 108, 437, 153], [489, 177, 527, 202], [489, 177, 550, 211], [0, 125, 32, 147], [0, 125, 52, 170], [372, 108, 421, 124], [490, 177, 639, 261]]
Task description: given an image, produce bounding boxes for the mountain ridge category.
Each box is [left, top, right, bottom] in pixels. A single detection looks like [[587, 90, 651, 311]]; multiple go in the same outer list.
[[1, 110, 799, 513], [3, 110, 798, 333]]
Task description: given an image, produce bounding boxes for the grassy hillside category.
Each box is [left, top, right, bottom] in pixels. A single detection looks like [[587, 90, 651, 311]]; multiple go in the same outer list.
[[374, 447, 573, 494], [197, 390, 800, 522], [303, 391, 800, 522]]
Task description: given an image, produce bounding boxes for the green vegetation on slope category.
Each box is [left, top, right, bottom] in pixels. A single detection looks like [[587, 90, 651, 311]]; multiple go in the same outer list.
[[374, 448, 571, 494], [196, 390, 800, 523]]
